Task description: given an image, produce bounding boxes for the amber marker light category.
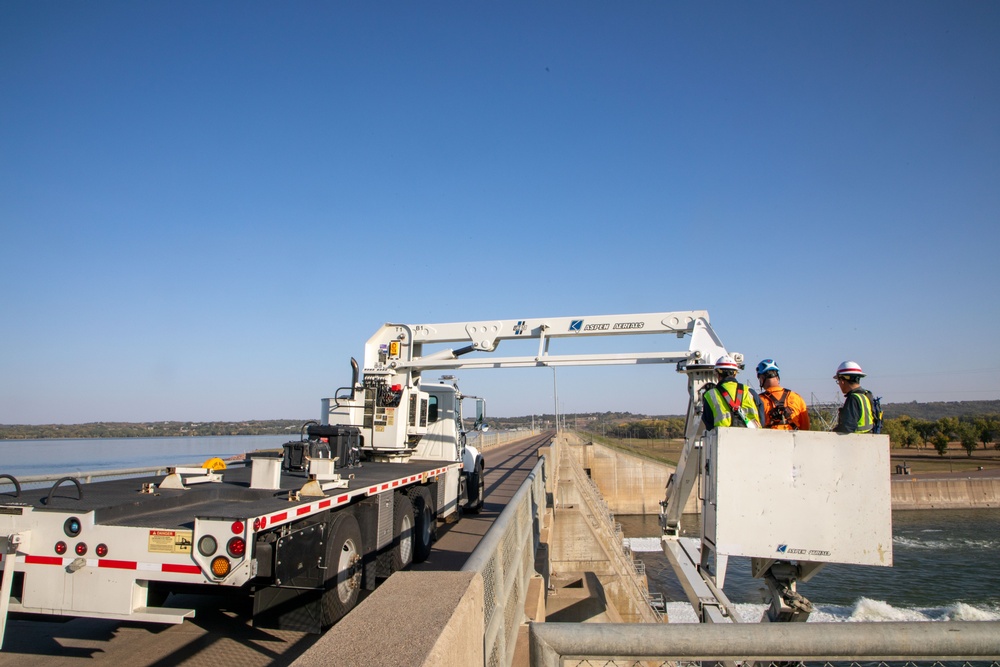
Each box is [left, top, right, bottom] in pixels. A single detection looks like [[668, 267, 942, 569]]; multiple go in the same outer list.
[[211, 556, 231, 578]]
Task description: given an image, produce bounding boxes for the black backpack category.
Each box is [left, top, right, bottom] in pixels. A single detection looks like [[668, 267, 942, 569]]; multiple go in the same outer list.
[[866, 391, 884, 434], [764, 389, 795, 429]]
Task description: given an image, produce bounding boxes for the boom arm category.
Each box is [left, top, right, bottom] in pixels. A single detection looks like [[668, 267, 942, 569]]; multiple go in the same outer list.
[[365, 311, 717, 372], [324, 310, 734, 519]]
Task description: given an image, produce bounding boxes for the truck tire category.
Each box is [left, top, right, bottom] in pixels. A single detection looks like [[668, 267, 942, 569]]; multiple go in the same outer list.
[[466, 461, 485, 514], [321, 512, 362, 628], [407, 486, 436, 563], [392, 492, 415, 572]]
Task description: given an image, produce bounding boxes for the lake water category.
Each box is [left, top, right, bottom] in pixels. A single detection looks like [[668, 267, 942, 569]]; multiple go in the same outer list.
[[0, 434, 291, 478], [619, 511, 1000, 624]]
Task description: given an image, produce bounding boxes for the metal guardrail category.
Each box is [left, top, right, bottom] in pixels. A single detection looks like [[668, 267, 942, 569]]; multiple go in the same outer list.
[[468, 429, 540, 451], [463, 453, 547, 667], [0, 433, 531, 490], [0, 461, 251, 492], [528, 620, 1000, 667]]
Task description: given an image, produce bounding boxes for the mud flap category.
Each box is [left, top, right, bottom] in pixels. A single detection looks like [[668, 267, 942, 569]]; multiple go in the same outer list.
[[0, 534, 22, 649], [252, 521, 325, 632]]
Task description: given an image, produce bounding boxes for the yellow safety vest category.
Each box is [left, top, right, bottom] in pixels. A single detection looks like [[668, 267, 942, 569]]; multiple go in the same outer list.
[[704, 381, 760, 428], [850, 391, 874, 433]]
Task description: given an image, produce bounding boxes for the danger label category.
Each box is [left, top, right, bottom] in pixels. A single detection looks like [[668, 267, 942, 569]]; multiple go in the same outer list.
[[148, 529, 193, 554]]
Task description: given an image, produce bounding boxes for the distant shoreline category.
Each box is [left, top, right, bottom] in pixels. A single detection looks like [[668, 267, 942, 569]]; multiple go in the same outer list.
[[0, 420, 307, 441]]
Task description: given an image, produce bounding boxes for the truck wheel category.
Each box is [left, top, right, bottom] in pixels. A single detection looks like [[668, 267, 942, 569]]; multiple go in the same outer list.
[[407, 487, 436, 563], [392, 492, 415, 572], [466, 461, 485, 514], [321, 512, 362, 628]]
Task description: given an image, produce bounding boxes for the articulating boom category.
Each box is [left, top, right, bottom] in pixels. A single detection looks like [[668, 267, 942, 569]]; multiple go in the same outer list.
[[322, 311, 733, 457]]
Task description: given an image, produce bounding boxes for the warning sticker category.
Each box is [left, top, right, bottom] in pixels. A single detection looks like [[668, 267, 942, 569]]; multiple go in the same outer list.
[[148, 529, 193, 554]]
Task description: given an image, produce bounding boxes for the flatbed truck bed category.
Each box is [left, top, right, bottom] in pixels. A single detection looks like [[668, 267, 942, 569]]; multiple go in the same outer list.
[[0, 454, 463, 636], [7, 458, 457, 531]]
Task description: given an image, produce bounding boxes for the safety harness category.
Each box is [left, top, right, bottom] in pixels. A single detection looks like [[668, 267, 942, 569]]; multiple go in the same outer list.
[[763, 389, 796, 430], [718, 383, 750, 428]]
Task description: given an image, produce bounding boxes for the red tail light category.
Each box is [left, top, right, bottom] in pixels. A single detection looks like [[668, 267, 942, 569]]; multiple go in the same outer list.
[[227, 537, 246, 558]]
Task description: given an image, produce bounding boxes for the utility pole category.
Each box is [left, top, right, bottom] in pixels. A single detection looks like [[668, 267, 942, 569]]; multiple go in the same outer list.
[[553, 368, 560, 434]]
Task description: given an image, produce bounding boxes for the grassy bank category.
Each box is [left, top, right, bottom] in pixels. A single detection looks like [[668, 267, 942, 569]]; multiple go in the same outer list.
[[579, 430, 1000, 475]]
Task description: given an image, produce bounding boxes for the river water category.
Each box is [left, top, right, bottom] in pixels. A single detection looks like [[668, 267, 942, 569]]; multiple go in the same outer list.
[[619, 511, 1000, 624]]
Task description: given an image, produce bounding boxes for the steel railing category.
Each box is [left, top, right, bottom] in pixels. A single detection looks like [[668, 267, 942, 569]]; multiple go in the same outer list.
[[463, 451, 548, 667], [467, 428, 541, 451], [0, 460, 251, 493], [528, 620, 1000, 667]]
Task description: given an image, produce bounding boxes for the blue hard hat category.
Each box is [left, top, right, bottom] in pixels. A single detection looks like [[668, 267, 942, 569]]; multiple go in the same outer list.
[[756, 359, 780, 375]]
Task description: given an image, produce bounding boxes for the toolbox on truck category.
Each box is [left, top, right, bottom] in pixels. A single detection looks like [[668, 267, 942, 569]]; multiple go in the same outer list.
[[279, 424, 362, 471], [281, 438, 329, 471]]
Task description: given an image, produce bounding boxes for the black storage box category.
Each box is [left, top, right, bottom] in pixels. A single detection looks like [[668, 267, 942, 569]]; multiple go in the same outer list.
[[306, 424, 362, 468], [281, 439, 332, 472]]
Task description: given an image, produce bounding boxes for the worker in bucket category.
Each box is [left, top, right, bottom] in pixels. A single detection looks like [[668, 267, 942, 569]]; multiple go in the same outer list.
[[833, 360, 877, 433], [701, 355, 761, 430], [755, 359, 810, 431]]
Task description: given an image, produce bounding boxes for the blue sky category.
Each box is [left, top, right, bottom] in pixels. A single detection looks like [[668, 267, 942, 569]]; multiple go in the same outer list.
[[2, 2, 998, 424]]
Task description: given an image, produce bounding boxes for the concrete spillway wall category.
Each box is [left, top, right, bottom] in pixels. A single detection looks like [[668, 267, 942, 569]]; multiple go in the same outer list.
[[891, 477, 1000, 509], [575, 442, 698, 515], [582, 440, 1000, 513]]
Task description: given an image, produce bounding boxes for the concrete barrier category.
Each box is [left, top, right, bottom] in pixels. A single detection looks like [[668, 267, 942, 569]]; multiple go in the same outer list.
[[291, 571, 484, 667], [891, 477, 1000, 509]]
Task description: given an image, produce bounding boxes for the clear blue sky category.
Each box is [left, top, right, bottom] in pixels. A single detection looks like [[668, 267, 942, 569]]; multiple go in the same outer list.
[[2, 2, 998, 425]]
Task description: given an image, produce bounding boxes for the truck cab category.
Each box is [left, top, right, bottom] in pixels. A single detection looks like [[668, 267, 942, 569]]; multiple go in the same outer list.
[[413, 380, 486, 513]]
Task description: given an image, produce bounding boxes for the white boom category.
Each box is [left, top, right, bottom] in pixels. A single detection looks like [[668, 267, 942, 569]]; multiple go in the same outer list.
[[322, 311, 732, 457]]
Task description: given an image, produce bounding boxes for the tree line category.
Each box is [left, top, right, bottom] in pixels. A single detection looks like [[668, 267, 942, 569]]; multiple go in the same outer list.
[[880, 414, 1000, 457], [0, 420, 307, 440]]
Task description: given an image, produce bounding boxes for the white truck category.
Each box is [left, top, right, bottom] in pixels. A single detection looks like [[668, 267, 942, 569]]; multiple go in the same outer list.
[[0, 328, 495, 640]]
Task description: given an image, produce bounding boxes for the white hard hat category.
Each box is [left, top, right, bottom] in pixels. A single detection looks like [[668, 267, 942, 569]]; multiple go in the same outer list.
[[715, 355, 740, 372], [835, 360, 866, 378]]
